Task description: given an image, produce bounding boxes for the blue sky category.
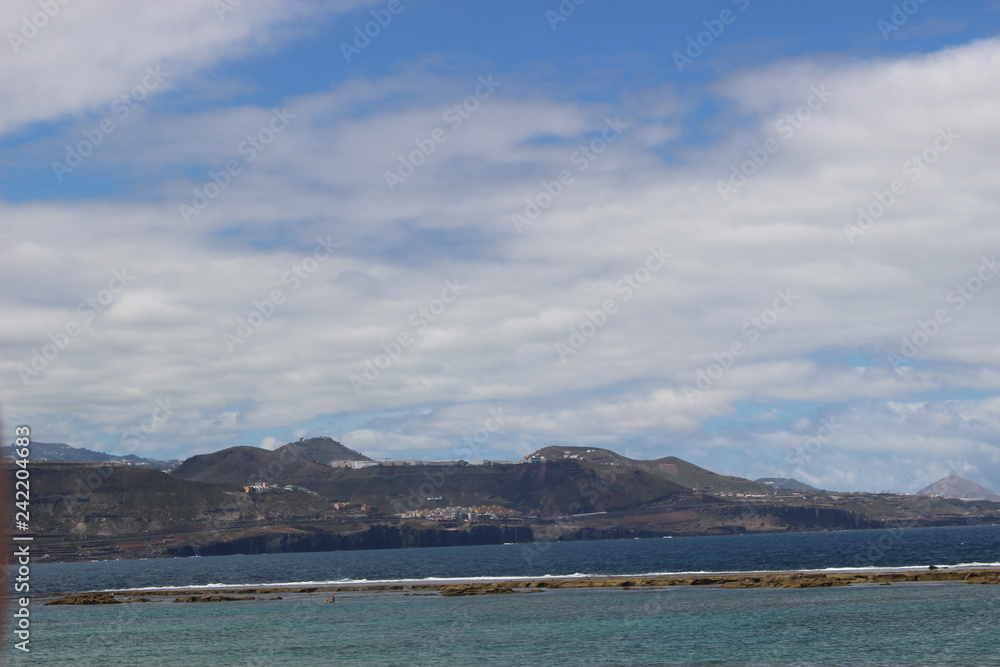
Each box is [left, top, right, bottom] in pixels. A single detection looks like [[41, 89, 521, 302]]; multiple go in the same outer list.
[[3, 0, 1000, 493]]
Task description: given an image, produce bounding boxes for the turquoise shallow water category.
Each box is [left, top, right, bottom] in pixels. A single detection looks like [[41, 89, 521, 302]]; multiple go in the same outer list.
[[6, 582, 1000, 666]]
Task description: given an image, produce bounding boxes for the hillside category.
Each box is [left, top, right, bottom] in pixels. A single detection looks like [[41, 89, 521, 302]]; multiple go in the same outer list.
[[757, 478, 821, 492], [173, 448, 689, 516], [310, 460, 689, 515], [276, 436, 371, 464], [171, 446, 335, 486], [918, 475, 1000, 501], [12, 458, 1000, 563], [10, 461, 338, 559], [2, 441, 180, 471], [528, 446, 775, 494]]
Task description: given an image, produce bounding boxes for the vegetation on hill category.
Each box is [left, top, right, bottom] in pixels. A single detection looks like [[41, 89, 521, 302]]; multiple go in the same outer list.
[[309, 460, 688, 515], [276, 436, 371, 464], [171, 446, 334, 486], [757, 478, 822, 492], [528, 446, 775, 494], [13, 462, 337, 559]]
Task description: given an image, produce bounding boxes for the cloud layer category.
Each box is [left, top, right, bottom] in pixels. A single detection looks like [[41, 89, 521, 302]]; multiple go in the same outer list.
[[3, 4, 1000, 494]]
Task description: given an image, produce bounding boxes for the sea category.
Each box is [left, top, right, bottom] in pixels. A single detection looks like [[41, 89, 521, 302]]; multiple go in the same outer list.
[[6, 524, 1000, 666]]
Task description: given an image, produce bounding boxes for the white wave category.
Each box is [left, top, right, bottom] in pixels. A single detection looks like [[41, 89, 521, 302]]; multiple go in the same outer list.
[[100, 562, 1000, 593]]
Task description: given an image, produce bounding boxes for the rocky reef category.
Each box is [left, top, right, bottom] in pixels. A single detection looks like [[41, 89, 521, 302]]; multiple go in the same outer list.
[[45, 567, 1000, 605], [172, 595, 257, 603]]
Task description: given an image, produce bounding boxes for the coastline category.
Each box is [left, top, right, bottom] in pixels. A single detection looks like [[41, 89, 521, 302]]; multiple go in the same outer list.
[[44, 566, 1000, 604]]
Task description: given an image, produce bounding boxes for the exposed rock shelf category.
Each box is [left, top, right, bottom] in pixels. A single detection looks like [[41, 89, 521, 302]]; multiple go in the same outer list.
[[43, 567, 1000, 604]]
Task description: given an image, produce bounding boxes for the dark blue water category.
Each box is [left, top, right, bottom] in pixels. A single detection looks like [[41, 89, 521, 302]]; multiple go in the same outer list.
[[27, 524, 1000, 595]]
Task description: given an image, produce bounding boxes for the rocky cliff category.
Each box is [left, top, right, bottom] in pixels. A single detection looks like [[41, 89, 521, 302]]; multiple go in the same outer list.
[[163, 523, 533, 557]]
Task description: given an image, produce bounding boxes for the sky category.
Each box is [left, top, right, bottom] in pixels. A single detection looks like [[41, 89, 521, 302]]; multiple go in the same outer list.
[[3, 0, 1000, 494]]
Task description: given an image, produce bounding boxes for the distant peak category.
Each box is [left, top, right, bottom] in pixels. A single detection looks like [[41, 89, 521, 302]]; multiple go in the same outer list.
[[917, 475, 1000, 501]]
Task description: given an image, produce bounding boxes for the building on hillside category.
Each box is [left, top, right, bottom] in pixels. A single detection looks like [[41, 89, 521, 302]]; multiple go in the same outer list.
[[332, 460, 378, 469], [243, 483, 281, 494]]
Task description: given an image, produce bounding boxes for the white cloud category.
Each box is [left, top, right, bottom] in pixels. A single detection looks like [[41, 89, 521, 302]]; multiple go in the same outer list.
[[4, 28, 1000, 492], [724, 397, 1000, 493], [0, 0, 373, 133]]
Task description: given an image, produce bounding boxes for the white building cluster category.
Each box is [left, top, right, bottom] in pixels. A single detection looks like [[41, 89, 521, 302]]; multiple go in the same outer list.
[[329, 459, 514, 468]]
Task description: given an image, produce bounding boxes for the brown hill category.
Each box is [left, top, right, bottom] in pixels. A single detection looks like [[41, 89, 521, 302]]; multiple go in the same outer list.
[[171, 446, 334, 486], [276, 436, 371, 464], [917, 474, 1000, 501]]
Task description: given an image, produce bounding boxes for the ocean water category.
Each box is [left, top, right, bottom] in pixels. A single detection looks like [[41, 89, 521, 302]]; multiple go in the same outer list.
[[6, 525, 1000, 666]]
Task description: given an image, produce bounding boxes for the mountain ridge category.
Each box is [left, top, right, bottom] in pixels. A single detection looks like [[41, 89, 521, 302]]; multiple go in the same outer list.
[[2, 441, 180, 471], [526, 446, 775, 494], [14, 459, 1000, 564]]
